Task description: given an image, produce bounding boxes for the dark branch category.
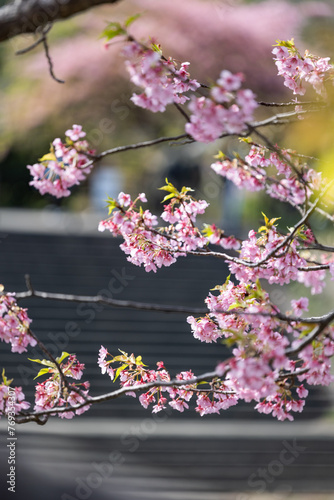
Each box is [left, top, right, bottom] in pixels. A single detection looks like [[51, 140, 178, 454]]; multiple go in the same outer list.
[[15, 276, 334, 326], [15, 21, 52, 54], [0, 0, 121, 43], [42, 30, 65, 83], [16, 368, 223, 422]]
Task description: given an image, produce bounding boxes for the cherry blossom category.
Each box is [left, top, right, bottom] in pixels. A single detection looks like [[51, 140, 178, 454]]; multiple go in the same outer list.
[[229, 223, 307, 286], [124, 41, 200, 113], [31, 353, 90, 418], [187, 316, 222, 343], [0, 371, 30, 418], [273, 40, 333, 96], [291, 297, 309, 316], [98, 345, 115, 380], [185, 71, 257, 143], [0, 286, 36, 353], [98, 183, 209, 272], [27, 125, 94, 198]]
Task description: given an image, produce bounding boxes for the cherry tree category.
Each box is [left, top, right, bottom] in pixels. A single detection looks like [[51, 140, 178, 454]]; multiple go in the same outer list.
[[1, 16, 334, 425]]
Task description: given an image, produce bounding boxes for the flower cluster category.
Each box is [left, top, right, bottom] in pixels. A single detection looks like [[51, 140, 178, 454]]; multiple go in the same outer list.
[[229, 226, 306, 287], [0, 285, 36, 353], [211, 152, 266, 192], [211, 145, 323, 207], [124, 41, 200, 112], [97, 342, 313, 421], [255, 394, 306, 422], [185, 70, 258, 143], [31, 352, 90, 419], [123, 40, 257, 141], [98, 182, 208, 272], [202, 224, 241, 251], [0, 370, 30, 418], [187, 278, 316, 420], [98, 347, 238, 415], [27, 125, 94, 198], [292, 328, 334, 388], [273, 40, 334, 96]]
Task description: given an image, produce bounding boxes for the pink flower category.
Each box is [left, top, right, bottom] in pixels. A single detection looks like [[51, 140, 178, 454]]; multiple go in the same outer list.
[[139, 392, 156, 409], [98, 345, 114, 380], [0, 384, 30, 418], [273, 41, 333, 96], [0, 291, 36, 353], [27, 126, 93, 198], [65, 124, 86, 141], [138, 193, 147, 202], [297, 269, 326, 295], [32, 355, 89, 418], [291, 297, 309, 316], [297, 385, 309, 398], [118, 192, 132, 207], [187, 316, 222, 343], [186, 71, 257, 143], [124, 42, 199, 113], [169, 399, 189, 412], [216, 70, 244, 91]]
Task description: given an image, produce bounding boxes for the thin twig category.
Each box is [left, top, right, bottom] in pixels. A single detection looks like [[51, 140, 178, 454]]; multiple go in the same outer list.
[[258, 100, 322, 108], [42, 34, 65, 84], [15, 24, 53, 55], [80, 133, 193, 170], [285, 310, 334, 356], [15, 276, 334, 326]]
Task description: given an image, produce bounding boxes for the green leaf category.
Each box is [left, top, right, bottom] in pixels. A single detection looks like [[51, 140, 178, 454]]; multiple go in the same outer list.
[[56, 352, 70, 364], [273, 38, 295, 49], [161, 192, 176, 203], [100, 22, 126, 41], [228, 301, 242, 311], [260, 213, 281, 231], [213, 151, 225, 160], [159, 179, 178, 194], [151, 42, 162, 55], [180, 186, 194, 195], [223, 337, 237, 348], [114, 364, 128, 382], [28, 357, 55, 368], [261, 212, 269, 227], [135, 355, 146, 367], [239, 137, 252, 144], [202, 224, 215, 238], [39, 152, 56, 163], [2, 368, 13, 386], [105, 196, 118, 215], [118, 349, 129, 357], [33, 367, 52, 380], [252, 279, 266, 300], [125, 13, 141, 27]]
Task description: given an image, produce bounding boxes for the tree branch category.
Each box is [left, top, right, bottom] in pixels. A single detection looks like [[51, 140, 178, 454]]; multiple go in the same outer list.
[[16, 368, 222, 423], [16, 278, 208, 314], [285, 309, 334, 357], [0, 0, 122, 43], [15, 275, 334, 326]]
